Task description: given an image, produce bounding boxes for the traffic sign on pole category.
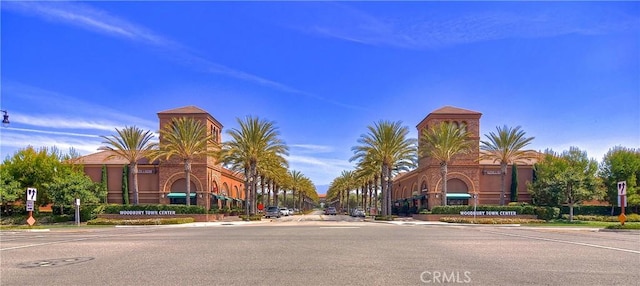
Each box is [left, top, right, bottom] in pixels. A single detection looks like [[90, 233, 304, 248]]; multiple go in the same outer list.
[[26, 188, 37, 201]]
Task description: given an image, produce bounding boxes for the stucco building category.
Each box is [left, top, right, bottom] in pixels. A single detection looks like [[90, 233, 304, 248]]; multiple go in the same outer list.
[[391, 106, 536, 211], [77, 106, 245, 210]]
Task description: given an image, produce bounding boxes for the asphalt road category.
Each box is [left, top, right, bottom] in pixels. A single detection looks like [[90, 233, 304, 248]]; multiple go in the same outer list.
[[1, 213, 638, 286]]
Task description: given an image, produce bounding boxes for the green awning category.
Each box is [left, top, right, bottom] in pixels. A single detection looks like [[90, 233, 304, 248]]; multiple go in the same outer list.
[[167, 193, 196, 198], [446, 193, 471, 199]]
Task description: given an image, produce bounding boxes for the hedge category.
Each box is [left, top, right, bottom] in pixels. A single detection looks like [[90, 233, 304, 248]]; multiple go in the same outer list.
[[439, 217, 545, 224], [102, 204, 207, 214], [559, 206, 634, 216], [87, 217, 195, 225], [431, 205, 536, 215]]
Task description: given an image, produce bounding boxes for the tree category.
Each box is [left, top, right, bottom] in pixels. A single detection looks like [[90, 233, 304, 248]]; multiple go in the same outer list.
[[100, 126, 157, 205], [599, 146, 640, 213], [350, 120, 416, 216], [217, 116, 288, 215], [528, 147, 603, 221], [100, 165, 108, 203], [480, 125, 536, 205], [154, 117, 216, 206], [1, 146, 69, 206], [45, 168, 102, 214], [0, 167, 22, 214], [420, 122, 473, 206], [510, 163, 518, 202], [122, 165, 129, 205]]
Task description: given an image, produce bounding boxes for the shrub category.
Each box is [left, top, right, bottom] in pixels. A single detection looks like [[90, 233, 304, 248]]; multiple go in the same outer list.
[[535, 207, 560, 221], [560, 214, 640, 222], [439, 217, 545, 224], [86, 217, 195, 225], [431, 205, 535, 215], [102, 204, 206, 214], [239, 215, 263, 221], [374, 215, 394, 221]]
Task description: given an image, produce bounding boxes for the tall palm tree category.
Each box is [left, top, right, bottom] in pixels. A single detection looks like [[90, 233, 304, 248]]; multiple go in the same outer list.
[[351, 120, 417, 216], [288, 170, 304, 211], [217, 116, 288, 215], [480, 125, 536, 205], [420, 122, 473, 206], [100, 126, 158, 205], [154, 117, 216, 206]]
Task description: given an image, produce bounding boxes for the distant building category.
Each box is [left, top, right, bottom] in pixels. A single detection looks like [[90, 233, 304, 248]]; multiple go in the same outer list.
[[77, 106, 245, 210], [391, 106, 537, 211]]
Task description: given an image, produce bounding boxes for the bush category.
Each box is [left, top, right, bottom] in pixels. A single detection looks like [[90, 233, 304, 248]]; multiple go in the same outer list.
[[102, 204, 206, 214], [535, 207, 560, 221], [560, 205, 636, 216], [431, 205, 535, 215], [563, 214, 640, 222], [239, 215, 263, 221], [374, 215, 395, 221], [439, 217, 545, 224], [86, 217, 195, 225]]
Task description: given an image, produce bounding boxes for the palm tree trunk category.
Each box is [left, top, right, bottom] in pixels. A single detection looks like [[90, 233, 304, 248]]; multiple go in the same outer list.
[[381, 165, 389, 216], [261, 175, 266, 210], [500, 162, 507, 206], [184, 159, 191, 206], [130, 163, 139, 205], [440, 163, 447, 206]]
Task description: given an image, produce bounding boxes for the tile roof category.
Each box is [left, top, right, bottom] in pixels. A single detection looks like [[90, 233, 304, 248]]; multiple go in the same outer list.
[[75, 150, 130, 165], [430, 106, 481, 115], [157, 105, 209, 114]]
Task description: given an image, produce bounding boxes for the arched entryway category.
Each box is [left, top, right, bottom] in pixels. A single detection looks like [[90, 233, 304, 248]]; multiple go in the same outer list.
[[446, 178, 470, 205], [168, 179, 198, 205]]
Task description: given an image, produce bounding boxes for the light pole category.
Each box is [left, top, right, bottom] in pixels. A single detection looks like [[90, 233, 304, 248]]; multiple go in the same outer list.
[[1, 110, 9, 127]]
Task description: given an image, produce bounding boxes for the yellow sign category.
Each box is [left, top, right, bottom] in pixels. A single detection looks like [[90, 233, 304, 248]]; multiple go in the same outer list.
[[619, 213, 626, 225]]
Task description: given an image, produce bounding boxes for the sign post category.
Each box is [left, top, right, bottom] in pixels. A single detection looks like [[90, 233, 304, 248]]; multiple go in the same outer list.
[[617, 181, 627, 226], [75, 198, 81, 226], [25, 188, 37, 226]]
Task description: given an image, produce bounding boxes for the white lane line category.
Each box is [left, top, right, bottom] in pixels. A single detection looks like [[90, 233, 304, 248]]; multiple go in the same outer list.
[[1, 237, 96, 251], [484, 230, 640, 254], [319, 227, 361, 229]]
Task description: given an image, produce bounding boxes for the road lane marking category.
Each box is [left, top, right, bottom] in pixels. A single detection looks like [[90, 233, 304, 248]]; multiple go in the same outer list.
[[484, 230, 640, 254], [1, 237, 96, 251], [319, 227, 361, 229]]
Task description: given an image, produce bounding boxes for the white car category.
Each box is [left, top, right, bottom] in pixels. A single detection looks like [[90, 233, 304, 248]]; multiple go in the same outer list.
[[279, 208, 290, 216]]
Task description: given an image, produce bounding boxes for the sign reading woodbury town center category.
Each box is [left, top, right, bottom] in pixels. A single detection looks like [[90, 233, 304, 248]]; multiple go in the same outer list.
[[119, 210, 177, 215], [459, 211, 517, 216]]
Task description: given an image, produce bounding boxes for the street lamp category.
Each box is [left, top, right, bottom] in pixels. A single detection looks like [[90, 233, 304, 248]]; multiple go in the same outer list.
[[1, 110, 9, 127]]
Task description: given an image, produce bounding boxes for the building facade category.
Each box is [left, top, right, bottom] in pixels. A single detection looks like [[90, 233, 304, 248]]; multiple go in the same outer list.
[[78, 106, 245, 210], [391, 106, 535, 211]]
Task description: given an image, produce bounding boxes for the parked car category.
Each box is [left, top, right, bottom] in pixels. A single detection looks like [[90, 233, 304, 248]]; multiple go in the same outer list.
[[265, 206, 281, 218], [351, 208, 365, 217], [279, 208, 290, 216], [325, 207, 337, 215], [288, 208, 295, 215]]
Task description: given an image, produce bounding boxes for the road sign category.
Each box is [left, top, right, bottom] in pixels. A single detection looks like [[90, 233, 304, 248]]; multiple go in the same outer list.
[[618, 195, 628, 207], [617, 181, 627, 196], [619, 213, 626, 224], [26, 200, 34, 212], [26, 188, 37, 201]]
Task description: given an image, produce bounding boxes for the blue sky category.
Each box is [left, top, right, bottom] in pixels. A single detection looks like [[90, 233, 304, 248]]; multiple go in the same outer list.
[[1, 1, 639, 193]]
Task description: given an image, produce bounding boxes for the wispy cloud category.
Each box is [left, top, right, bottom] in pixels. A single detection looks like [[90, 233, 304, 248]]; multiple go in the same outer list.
[[2, 82, 158, 132], [2, 1, 364, 110], [286, 154, 354, 185], [298, 3, 640, 49], [289, 144, 334, 154]]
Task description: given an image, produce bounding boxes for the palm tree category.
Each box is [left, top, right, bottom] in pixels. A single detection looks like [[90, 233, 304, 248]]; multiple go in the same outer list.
[[420, 122, 473, 206], [288, 170, 304, 211], [154, 117, 216, 206], [100, 126, 158, 205], [351, 120, 417, 216], [217, 116, 288, 216], [480, 125, 536, 205]]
